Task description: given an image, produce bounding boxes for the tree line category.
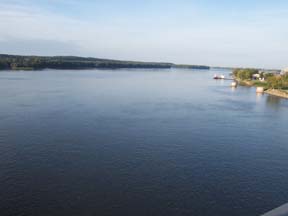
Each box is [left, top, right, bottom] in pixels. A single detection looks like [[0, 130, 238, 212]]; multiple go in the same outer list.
[[0, 54, 210, 70]]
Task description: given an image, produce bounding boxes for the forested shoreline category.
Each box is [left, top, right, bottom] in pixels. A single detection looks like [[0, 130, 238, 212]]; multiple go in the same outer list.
[[0, 54, 210, 70]]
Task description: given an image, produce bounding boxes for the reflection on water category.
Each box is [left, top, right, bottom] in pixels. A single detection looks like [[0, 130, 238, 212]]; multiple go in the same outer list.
[[266, 95, 282, 109], [230, 86, 237, 92], [256, 92, 264, 96], [255, 91, 265, 103]]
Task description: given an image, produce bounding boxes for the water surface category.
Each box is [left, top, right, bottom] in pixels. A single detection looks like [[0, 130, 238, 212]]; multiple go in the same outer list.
[[1, 69, 288, 216]]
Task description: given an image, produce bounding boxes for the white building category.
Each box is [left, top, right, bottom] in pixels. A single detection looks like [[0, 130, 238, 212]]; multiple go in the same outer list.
[[282, 68, 288, 74]]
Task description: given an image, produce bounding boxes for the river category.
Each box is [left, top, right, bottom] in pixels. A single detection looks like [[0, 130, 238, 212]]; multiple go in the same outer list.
[[0, 68, 288, 216]]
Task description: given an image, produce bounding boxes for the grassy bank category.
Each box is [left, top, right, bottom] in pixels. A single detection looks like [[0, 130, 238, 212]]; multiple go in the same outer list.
[[233, 68, 288, 99], [235, 78, 268, 88]]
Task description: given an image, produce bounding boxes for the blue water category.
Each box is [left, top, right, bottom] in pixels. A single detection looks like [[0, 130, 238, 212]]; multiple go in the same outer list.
[[0, 69, 288, 216]]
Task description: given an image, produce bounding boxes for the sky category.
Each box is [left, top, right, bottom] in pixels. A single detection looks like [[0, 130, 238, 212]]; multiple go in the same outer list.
[[0, 0, 288, 69]]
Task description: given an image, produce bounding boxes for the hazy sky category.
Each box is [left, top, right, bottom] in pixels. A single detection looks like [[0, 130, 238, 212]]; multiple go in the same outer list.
[[0, 0, 287, 68]]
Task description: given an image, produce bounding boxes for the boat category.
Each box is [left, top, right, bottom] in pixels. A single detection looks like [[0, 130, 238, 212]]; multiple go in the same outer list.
[[213, 74, 219, 79], [213, 74, 225, 79]]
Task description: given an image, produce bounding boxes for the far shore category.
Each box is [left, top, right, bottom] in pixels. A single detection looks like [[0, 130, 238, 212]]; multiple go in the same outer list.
[[0, 54, 210, 71]]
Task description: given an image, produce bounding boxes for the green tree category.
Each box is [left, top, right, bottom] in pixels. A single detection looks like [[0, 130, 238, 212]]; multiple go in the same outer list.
[[233, 68, 258, 80], [267, 76, 283, 89]]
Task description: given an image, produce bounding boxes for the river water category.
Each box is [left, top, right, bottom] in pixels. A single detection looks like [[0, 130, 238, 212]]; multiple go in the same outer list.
[[0, 68, 288, 216]]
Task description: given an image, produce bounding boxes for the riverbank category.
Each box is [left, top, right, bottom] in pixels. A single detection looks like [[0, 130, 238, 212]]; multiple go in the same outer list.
[[265, 89, 288, 99], [235, 78, 288, 99]]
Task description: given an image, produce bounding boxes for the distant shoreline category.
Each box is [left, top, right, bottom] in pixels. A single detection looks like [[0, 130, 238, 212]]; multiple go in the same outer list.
[[0, 54, 210, 71]]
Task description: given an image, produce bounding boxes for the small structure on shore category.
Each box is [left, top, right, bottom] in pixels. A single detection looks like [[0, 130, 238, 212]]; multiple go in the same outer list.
[[252, 73, 265, 81], [256, 87, 264, 93], [252, 73, 260, 80], [281, 67, 288, 75], [230, 81, 237, 87]]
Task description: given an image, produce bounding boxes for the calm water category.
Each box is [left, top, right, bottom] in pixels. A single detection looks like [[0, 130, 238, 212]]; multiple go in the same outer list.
[[1, 69, 288, 216]]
